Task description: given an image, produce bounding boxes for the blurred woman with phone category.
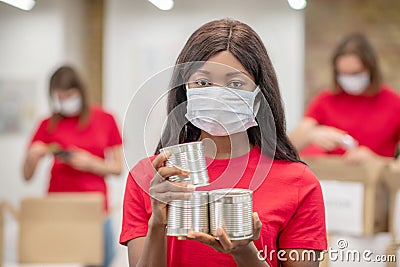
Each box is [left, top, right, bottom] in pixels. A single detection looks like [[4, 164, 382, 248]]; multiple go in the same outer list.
[[23, 65, 123, 267]]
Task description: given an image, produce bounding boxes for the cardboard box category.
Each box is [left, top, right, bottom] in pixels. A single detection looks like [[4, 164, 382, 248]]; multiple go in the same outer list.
[[385, 243, 399, 267], [304, 156, 388, 236], [383, 168, 400, 243], [18, 193, 104, 265]]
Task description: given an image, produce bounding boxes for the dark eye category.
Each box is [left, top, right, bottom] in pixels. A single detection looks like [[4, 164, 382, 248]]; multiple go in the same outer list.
[[195, 79, 212, 87], [228, 81, 244, 89]]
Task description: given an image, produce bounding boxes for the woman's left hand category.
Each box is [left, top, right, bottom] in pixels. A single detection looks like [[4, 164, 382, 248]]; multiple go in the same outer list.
[[186, 212, 262, 254], [67, 148, 96, 172], [343, 146, 377, 164]]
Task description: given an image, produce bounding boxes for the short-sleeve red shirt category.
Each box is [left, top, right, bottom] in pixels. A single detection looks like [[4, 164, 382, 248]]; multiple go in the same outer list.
[[120, 146, 327, 267], [29, 106, 122, 210], [302, 86, 400, 157]]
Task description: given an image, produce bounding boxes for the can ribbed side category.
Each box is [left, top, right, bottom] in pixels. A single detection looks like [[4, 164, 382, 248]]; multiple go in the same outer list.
[[161, 142, 209, 187], [209, 189, 253, 240], [167, 192, 209, 236]]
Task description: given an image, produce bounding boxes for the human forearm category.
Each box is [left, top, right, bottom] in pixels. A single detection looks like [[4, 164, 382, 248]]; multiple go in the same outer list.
[[289, 129, 311, 151], [135, 217, 167, 267], [88, 155, 122, 176], [23, 154, 39, 181], [231, 242, 270, 267], [68, 146, 122, 176], [23, 141, 48, 181], [289, 119, 317, 151]]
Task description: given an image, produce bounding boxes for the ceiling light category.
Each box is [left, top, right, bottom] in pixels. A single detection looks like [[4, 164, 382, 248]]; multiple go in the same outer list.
[[288, 0, 307, 10], [148, 0, 174, 11], [0, 0, 35, 11]]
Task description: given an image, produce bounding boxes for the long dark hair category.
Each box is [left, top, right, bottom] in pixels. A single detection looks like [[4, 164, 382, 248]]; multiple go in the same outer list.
[[155, 18, 299, 162], [48, 66, 90, 131], [332, 33, 382, 94]]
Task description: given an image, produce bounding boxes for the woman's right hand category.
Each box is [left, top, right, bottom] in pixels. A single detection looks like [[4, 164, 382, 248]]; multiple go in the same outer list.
[[148, 151, 195, 227]]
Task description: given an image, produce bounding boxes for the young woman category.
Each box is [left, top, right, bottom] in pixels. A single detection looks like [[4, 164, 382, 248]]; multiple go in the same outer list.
[[290, 33, 400, 166], [23, 65, 123, 267], [120, 19, 327, 267]]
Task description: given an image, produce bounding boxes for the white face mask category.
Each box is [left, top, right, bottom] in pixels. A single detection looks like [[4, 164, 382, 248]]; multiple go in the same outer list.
[[52, 94, 82, 117], [185, 86, 260, 136], [337, 72, 370, 95]]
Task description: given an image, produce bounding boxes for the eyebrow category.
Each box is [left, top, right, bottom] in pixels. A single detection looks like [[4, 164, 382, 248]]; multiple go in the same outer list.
[[195, 69, 250, 77], [225, 71, 249, 77], [195, 69, 211, 75]]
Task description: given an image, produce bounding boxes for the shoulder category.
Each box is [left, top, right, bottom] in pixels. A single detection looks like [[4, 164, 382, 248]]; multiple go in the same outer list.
[[130, 155, 157, 173], [310, 89, 335, 102], [306, 89, 336, 113], [377, 86, 400, 112], [379, 85, 400, 101], [89, 105, 121, 128], [39, 116, 51, 125], [34, 116, 51, 130], [90, 105, 118, 120], [127, 155, 158, 192], [269, 160, 320, 188]]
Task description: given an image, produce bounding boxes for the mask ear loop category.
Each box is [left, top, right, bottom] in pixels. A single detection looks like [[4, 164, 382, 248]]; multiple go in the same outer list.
[[252, 86, 261, 116], [51, 94, 62, 114], [184, 82, 189, 142], [184, 124, 188, 142]]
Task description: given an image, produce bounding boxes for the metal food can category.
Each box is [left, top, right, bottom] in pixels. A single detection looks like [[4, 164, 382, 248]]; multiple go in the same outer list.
[[167, 191, 209, 236], [160, 141, 209, 187], [209, 189, 253, 240]]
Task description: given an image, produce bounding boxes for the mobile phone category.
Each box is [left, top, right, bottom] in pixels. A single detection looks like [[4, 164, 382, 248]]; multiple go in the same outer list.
[[53, 149, 72, 161], [48, 143, 72, 161]]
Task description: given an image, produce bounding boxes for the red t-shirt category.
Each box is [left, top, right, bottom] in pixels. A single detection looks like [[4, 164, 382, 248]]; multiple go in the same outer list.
[[302, 86, 400, 157], [120, 146, 327, 267], [30, 106, 122, 210]]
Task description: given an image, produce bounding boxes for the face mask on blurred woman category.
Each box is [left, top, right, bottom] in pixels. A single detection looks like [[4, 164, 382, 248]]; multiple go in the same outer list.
[[52, 94, 82, 117], [337, 72, 370, 95]]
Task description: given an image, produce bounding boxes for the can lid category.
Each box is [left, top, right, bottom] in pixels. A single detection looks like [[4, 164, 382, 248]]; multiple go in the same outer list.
[[160, 141, 203, 154], [209, 188, 252, 203]]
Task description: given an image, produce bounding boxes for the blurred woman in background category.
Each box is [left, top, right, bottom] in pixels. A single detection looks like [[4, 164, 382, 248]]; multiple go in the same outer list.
[[290, 33, 400, 167], [23, 65, 123, 267]]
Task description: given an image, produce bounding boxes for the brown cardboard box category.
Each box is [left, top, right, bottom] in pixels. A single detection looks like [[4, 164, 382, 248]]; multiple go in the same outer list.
[[383, 168, 400, 242], [385, 243, 399, 267], [18, 193, 104, 265], [304, 156, 388, 236]]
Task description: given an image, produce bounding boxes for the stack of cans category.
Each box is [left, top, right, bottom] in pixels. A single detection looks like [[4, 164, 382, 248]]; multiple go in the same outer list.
[[163, 142, 253, 240], [161, 142, 210, 237]]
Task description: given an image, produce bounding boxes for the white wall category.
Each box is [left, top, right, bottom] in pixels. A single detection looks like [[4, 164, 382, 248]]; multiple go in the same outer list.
[[0, 0, 304, 264], [0, 1, 89, 262], [0, 0, 305, 216], [0, 0, 86, 209], [104, 0, 305, 171]]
